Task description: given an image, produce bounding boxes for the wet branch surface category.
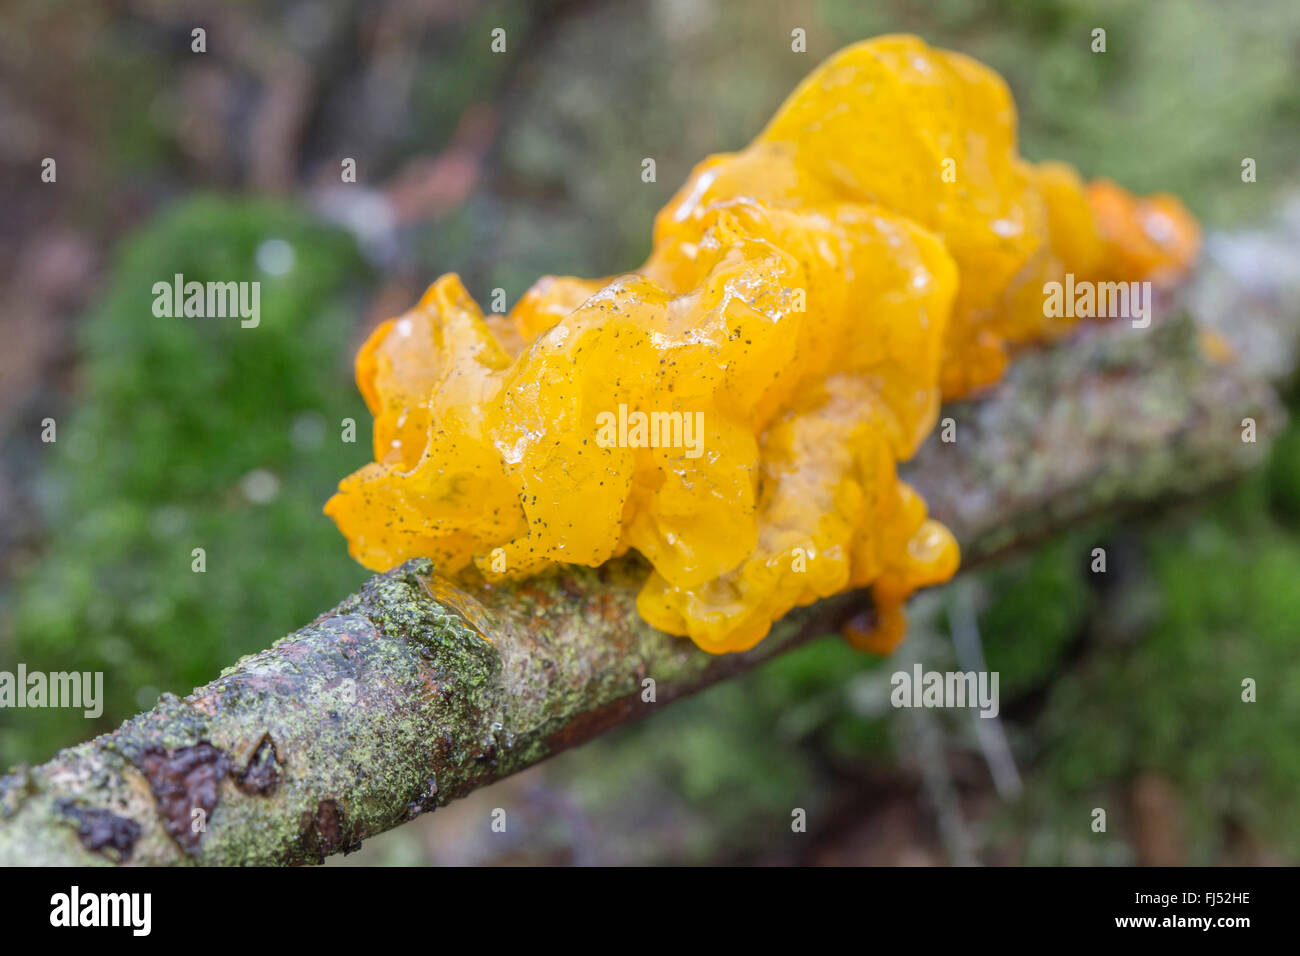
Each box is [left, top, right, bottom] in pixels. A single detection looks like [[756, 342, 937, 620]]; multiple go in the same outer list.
[[2, 216, 1298, 866]]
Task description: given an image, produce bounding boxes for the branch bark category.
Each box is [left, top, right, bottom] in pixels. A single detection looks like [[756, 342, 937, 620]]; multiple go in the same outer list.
[[3, 210, 1299, 866]]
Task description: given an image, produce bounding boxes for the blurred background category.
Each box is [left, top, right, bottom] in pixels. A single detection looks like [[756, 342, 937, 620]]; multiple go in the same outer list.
[[1, 0, 1298, 865]]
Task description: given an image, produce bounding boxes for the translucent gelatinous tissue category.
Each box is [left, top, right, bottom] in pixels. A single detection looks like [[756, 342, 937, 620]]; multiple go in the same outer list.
[[327, 35, 1200, 654]]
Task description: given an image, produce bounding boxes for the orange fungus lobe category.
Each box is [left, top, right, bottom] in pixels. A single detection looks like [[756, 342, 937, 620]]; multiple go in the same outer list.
[[326, 36, 1199, 655]]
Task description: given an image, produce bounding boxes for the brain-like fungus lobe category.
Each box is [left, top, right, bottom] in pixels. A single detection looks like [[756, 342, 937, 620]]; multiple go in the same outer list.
[[326, 35, 1200, 655]]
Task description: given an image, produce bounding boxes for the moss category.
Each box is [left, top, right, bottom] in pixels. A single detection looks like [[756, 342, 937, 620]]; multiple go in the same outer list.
[[2, 196, 373, 765], [1001, 448, 1300, 861], [977, 534, 1097, 697]]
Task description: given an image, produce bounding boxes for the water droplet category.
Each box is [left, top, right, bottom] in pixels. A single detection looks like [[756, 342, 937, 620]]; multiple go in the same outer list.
[[256, 238, 296, 276]]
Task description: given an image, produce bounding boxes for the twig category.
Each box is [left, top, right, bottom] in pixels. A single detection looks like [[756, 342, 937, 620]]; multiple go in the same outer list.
[[1, 210, 1297, 865], [948, 579, 1022, 800]]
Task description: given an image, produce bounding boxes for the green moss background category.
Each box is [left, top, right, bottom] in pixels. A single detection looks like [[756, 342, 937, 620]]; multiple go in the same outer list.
[[1, 200, 372, 760]]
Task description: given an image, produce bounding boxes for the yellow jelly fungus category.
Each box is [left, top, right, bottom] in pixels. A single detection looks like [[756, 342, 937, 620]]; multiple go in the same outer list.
[[326, 35, 1200, 655]]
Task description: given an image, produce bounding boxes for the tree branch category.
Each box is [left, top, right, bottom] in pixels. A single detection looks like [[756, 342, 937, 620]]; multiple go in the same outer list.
[[3, 210, 1299, 866]]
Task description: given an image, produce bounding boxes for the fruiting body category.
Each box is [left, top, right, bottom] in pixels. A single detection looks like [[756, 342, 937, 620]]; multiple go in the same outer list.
[[327, 35, 1200, 654]]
